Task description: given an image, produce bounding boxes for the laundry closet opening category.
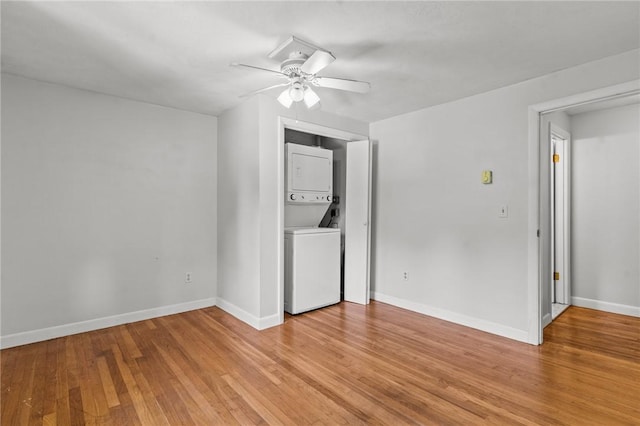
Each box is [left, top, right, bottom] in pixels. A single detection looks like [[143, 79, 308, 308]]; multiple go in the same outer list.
[[282, 126, 371, 317]]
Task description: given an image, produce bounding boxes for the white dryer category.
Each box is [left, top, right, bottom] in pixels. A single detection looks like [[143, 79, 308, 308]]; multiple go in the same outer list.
[[284, 227, 340, 314], [284, 143, 333, 228]]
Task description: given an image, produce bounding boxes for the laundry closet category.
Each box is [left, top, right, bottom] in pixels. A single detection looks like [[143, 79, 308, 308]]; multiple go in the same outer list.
[[283, 127, 371, 315]]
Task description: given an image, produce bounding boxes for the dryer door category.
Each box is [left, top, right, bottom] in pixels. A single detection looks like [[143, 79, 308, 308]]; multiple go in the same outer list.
[[290, 152, 332, 193]]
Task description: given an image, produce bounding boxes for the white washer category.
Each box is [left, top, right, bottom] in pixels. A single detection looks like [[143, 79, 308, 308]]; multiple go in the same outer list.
[[284, 227, 341, 314]]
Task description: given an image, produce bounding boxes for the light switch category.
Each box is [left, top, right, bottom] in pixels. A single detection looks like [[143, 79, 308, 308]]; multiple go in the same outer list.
[[482, 170, 493, 184], [499, 205, 508, 218]]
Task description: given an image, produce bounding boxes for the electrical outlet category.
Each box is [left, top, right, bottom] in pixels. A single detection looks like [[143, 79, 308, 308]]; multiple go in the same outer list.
[[403, 272, 409, 281], [185, 272, 192, 284]]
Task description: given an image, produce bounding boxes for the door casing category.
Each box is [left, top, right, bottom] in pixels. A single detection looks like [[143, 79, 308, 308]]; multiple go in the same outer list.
[[527, 80, 640, 345]]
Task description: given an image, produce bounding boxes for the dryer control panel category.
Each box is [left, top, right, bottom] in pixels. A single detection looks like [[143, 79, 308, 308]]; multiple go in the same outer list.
[[289, 193, 332, 203]]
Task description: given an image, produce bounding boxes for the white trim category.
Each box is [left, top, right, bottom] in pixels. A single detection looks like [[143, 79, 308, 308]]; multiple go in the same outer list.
[[572, 297, 640, 318], [216, 298, 262, 329], [532, 81, 640, 114], [366, 140, 373, 302], [258, 313, 282, 330], [277, 117, 286, 327], [527, 79, 640, 346], [280, 117, 368, 142], [527, 106, 542, 345], [372, 292, 529, 343], [216, 298, 287, 330], [542, 313, 552, 328], [0, 298, 217, 349]]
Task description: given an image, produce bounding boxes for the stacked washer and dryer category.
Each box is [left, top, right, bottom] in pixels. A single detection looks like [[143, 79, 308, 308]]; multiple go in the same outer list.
[[284, 143, 341, 314]]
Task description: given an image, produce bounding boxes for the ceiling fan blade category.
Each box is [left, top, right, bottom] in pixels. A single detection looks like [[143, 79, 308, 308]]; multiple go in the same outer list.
[[314, 76, 370, 93], [240, 82, 290, 98], [300, 50, 336, 75], [230, 62, 287, 78]]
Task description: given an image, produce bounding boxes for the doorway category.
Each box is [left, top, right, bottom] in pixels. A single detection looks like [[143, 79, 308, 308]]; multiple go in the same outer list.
[[527, 80, 640, 345], [277, 118, 371, 321]]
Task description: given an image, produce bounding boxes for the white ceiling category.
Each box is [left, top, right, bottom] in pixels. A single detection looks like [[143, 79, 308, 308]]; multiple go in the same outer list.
[[2, 1, 639, 123]]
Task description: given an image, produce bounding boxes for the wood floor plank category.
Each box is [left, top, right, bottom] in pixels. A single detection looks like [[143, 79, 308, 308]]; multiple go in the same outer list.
[[15, 345, 41, 425], [117, 327, 143, 360], [109, 344, 162, 425], [153, 344, 232, 424], [68, 386, 85, 426], [96, 356, 120, 409], [42, 412, 57, 426], [27, 341, 48, 425], [99, 347, 140, 425], [2, 303, 640, 425], [152, 316, 260, 422], [41, 340, 61, 421]]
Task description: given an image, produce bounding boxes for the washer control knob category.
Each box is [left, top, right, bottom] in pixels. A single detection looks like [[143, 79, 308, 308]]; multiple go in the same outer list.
[[290, 194, 297, 201], [327, 196, 332, 202]]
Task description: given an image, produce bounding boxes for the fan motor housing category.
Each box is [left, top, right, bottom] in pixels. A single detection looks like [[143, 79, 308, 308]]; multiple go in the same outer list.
[[280, 51, 309, 77]]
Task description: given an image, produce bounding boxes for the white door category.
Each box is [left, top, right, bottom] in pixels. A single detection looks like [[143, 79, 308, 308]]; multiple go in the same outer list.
[[344, 140, 372, 304], [551, 125, 571, 305]]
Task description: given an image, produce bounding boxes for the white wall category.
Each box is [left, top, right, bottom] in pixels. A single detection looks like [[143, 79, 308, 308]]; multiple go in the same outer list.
[[1, 74, 218, 346], [370, 49, 640, 342], [570, 103, 639, 315], [217, 95, 367, 328], [216, 96, 261, 319]]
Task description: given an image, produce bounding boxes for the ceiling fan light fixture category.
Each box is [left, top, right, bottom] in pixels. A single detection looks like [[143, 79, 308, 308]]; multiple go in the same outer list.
[[303, 87, 320, 108], [277, 89, 293, 108], [289, 83, 305, 102]]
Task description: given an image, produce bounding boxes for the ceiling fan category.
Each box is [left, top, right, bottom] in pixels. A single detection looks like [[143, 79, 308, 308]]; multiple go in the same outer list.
[[231, 36, 370, 109]]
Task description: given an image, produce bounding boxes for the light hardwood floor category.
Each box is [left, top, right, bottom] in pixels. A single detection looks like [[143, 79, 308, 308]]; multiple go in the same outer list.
[[2, 302, 639, 425]]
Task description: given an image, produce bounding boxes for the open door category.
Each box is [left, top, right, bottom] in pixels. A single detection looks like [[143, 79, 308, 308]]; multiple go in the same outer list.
[[343, 140, 372, 304], [551, 124, 571, 307]]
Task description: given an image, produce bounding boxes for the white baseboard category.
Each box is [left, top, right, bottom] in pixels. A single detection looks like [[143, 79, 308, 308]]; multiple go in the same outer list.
[[215, 298, 261, 329], [372, 292, 529, 343], [258, 313, 282, 330], [0, 298, 217, 350], [216, 298, 283, 331], [542, 313, 552, 328], [571, 297, 640, 317]]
